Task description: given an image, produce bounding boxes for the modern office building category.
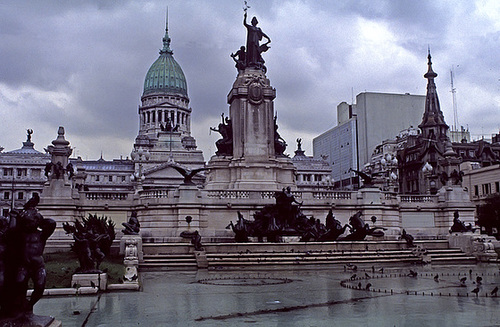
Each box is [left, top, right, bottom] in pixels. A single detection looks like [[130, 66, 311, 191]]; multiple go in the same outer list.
[[313, 92, 425, 189]]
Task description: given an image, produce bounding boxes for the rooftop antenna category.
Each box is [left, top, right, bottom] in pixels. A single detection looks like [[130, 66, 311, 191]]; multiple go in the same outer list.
[[450, 65, 459, 132]]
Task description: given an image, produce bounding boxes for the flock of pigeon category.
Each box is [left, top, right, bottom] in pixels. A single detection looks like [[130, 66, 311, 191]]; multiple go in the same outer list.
[[345, 266, 499, 297]]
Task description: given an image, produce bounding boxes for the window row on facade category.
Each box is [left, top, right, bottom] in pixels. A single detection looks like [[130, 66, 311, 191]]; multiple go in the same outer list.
[[473, 181, 500, 198], [3, 190, 38, 201], [1, 168, 43, 178], [90, 175, 130, 183]]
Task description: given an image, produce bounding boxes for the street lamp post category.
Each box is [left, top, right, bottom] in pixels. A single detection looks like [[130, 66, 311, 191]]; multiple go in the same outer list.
[[10, 174, 15, 211], [422, 162, 433, 195], [130, 149, 150, 192]]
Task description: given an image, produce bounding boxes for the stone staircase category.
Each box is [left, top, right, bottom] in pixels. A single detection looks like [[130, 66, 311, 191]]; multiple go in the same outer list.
[[139, 240, 476, 270], [140, 243, 197, 270], [205, 249, 420, 268], [425, 248, 477, 264], [140, 253, 197, 270]]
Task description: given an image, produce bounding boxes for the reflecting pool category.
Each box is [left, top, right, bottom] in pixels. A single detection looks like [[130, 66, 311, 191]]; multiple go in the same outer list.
[[36, 263, 500, 326]]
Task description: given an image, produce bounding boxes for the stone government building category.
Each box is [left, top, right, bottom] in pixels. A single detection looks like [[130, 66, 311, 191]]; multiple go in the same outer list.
[[0, 16, 495, 249]]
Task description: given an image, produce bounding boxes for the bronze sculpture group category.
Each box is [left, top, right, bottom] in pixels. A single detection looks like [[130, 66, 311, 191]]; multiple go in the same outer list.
[[122, 211, 140, 235], [210, 113, 233, 157], [0, 194, 56, 324], [63, 214, 115, 273], [449, 210, 475, 233], [44, 161, 74, 179], [231, 12, 270, 73], [227, 188, 386, 242]]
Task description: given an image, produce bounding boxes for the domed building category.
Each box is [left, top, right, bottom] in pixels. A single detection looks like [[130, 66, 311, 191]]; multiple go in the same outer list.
[[131, 17, 205, 189]]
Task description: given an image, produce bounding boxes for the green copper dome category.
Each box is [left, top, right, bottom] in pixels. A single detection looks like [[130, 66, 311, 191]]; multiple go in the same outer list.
[[143, 21, 187, 97]]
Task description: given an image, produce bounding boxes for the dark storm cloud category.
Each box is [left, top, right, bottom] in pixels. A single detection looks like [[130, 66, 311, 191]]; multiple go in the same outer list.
[[0, 0, 499, 160]]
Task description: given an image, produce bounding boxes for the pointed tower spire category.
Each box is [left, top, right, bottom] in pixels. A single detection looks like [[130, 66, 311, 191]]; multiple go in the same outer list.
[[160, 7, 173, 54], [419, 49, 448, 140]]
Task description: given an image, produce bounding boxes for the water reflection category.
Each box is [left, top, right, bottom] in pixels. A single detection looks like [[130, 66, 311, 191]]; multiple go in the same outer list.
[[35, 264, 500, 326]]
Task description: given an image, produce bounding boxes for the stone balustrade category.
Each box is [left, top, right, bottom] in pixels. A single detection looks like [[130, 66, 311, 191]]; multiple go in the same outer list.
[[311, 191, 352, 200], [399, 195, 436, 203], [131, 188, 441, 208], [206, 190, 250, 199], [140, 189, 171, 199], [85, 192, 129, 200]]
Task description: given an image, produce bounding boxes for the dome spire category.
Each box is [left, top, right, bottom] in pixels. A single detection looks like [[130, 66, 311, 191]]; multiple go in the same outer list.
[[424, 47, 437, 80], [160, 8, 173, 55]]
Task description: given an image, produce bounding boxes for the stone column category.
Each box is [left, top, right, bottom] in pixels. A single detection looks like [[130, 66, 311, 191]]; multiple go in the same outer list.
[[229, 68, 275, 160], [205, 68, 295, 190]]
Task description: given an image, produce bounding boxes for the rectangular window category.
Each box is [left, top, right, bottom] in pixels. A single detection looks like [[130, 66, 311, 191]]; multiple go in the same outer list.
[[121, 176, 126, 182], [2, 209, 9, 217], [3, 168, 13, 176], [95, 175, 100, 182], [482, 183, 490, 195], [474, 185, 479, 197], [496, 181, 500, 193], [17, 168, 27, 177], [18, 192, 24, 200], [3, 192, 10, 200], [109, 176, 113, 182]]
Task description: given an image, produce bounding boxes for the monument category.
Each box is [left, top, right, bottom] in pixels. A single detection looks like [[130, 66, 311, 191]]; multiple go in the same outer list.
[[0, 195, 59, 326], [42, 126, 73, 199], [205, 10, 295, 190]]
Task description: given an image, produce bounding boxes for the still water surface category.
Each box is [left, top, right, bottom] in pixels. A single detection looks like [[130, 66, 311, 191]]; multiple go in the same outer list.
[[36, 263, 500, 326]]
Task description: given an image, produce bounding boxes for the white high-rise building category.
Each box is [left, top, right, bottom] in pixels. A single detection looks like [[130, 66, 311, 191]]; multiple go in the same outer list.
[[313, 92, 425, 188]]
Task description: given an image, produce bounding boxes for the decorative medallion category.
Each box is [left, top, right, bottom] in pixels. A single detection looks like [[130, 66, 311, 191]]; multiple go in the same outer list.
[[248, 82, 263, 104]]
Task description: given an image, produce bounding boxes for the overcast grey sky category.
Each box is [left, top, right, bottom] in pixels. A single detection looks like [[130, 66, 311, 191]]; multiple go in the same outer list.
[[1, 0, 499, 161]]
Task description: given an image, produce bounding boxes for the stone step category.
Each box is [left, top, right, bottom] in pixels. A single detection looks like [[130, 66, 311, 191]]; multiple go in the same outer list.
[[424, 248, 477, 264], [142, 258, 197, 264], [206, 250, 415, 258], [429, 252, 474, 258], [207, 254, 417, 261], [426, 248, 466, 253], [206, 257, 420, 266], [141, 240, 450, 255], [138, 241, 476, 269], [205, 249, 421, 267], [141, 252, 197, 270], [139, 262, 198, 271], [143, 254, 195, 259]]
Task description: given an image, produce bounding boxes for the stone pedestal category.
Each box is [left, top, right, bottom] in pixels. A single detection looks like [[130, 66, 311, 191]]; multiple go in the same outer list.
[[357, 187, 382, 204], [120, 235, 142, 286], [194, 250, 208, 269], [71, 273, 107, 290], [205, 68, 295, 191], [120, 235, 143, 262], [449, 233, 499, 262]]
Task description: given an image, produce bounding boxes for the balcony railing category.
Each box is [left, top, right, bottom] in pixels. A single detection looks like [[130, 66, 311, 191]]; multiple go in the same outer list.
[[85, 192, 129, 200], [399, 195, 435, 203]]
